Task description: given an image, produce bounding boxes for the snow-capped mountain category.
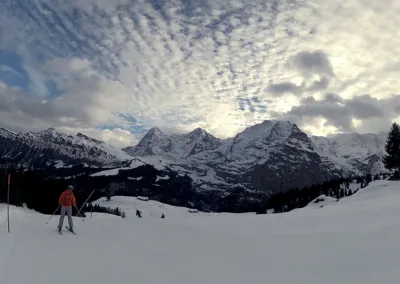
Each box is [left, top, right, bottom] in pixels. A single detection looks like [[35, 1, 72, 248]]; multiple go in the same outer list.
[[124, 121, 345, 193], [124, 127, 223, 159], [216, 121, 341, 193], [311, 132, 387, 175], [0, 128, 132, 167], [0, 122, 387, 194]]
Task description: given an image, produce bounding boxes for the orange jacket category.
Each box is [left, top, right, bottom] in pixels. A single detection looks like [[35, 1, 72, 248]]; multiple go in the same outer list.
[[59, 189, 76, 207]]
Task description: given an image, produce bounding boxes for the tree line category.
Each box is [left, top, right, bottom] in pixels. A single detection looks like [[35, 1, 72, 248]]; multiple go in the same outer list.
[[85, 203, 126, 218], [0, 164, 195, 215], [264, 173, 391, 214]]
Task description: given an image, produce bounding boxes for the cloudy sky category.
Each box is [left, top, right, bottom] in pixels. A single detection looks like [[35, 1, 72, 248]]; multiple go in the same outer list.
[[0, 0, 399, 147]]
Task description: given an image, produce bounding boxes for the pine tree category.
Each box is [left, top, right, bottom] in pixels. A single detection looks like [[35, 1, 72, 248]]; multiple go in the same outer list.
[[366, 174, 372, 184], [383, 122, 400, 172]]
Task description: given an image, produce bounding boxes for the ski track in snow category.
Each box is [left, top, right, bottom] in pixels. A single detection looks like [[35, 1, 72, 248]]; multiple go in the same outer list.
[[2, 180, 400, 283]]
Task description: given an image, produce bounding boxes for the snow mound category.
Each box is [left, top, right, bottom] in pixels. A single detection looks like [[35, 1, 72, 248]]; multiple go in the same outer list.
[[307, 195, 338, 208]]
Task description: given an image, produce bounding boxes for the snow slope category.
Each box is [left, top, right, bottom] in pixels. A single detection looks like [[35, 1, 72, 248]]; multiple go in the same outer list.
[[2, 180, 400, 284], [93, 196, 197, 219]]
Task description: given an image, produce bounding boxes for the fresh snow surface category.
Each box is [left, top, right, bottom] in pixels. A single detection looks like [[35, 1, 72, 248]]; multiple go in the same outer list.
[[155, 175, 170, 182], [2, 180, 400, 283], [90, 167, 131, 177], [133, 156, 169, 170], [54, 160, 65, 168], [128, 176, 143, 181]]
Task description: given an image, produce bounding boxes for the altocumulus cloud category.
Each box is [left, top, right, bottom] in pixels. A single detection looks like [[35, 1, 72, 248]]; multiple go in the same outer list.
[[0, 0, 399, 147]]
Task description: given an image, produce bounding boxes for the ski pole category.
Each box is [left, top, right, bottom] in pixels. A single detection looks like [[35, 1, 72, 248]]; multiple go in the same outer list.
[[76, 189, 96, 217], [46, 205, 60, 224], [75, 206, 85, 222]]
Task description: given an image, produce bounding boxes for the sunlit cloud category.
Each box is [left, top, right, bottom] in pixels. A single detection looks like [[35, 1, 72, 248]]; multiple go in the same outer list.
[[0, 0, 399, 146]]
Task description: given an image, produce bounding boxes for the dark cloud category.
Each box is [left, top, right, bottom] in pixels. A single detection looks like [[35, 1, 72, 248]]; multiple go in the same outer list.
[[285, 94, 398, 132], [307, 76, 331, 92], [265, 51, 333, 98], [346, 95, 384, 119], [289, 50, 334, 77], [0, 86, 91, 129], [324, 93, 343, 103], [290, 96, 352, 130], [266, 82, 301, 96], [301, 96, 317, 104]]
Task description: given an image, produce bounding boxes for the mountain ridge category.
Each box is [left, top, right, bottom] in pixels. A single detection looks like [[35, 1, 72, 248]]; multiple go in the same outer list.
[[0, 127, 132, 168], [123, 120, 388, 193], [0, 121, 388, 194]]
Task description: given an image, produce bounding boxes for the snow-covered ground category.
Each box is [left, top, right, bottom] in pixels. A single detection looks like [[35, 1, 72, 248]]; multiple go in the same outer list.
[[2, 180, 400, 284], [90, 167, 132, 177]]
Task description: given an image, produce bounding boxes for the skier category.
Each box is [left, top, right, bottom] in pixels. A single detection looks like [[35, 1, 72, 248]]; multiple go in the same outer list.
[[58, 185, 76, 233], [136, 209, 142, 218]]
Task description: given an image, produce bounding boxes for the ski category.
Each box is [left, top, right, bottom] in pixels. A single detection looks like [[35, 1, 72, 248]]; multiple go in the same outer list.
[[65, 226, 76, 235]]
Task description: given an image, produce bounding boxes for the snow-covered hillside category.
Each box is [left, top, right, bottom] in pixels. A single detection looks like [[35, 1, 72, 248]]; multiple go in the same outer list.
[[93, 196, 197, 219], [2, 180, 400, 284]]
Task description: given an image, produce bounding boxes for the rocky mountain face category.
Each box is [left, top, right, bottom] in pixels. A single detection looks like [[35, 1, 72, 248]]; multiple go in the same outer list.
[[123, 121, 348, 194], [0, 128, 132, 168], [310, 132, 387, 175], [1, 122, 387, 199], [216, 121, 341, 193]]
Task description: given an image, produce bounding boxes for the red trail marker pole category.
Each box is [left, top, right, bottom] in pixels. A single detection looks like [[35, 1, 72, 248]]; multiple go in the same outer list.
[[7, 173, 11, 233]]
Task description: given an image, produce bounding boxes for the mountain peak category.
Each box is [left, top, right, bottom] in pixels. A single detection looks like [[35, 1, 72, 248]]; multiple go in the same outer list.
[[0, 127, 17, 139], [37, 128, 61, 139], [77, 133, 103, 144], [0, 127, 14, 133], [188, 127, 207, 137], [193, 127, 205, 133], [147, 127, 164, 136], [261, 119, 277, 124], [42, 128, 58, 134]]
